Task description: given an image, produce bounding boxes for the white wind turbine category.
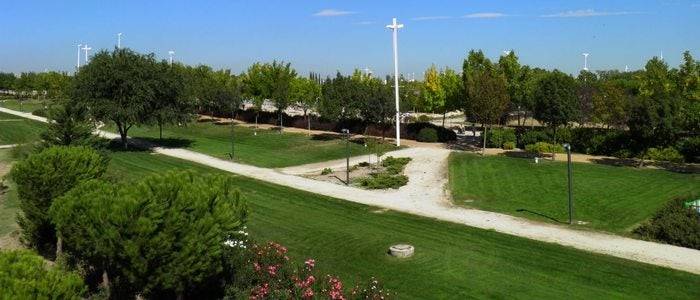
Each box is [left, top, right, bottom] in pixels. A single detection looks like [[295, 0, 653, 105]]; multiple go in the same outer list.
[[582, 53, 590, 71], [168, 50, 175, 66], [118, 33, 122, 48], [386, 17, 404, 147], [82, 44, 92, 64], [76, 44, 82, 69]]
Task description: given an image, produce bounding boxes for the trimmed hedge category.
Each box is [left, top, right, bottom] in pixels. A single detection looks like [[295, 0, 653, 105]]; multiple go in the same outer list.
[[416, 128, 438, 143], [525, 142, 565, 155], [405, 122, 457, 142], [486, 128, 516, 148]]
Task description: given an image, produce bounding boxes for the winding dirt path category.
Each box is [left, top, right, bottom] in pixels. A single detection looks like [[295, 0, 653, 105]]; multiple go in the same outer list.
[[3, 106, 699, 275]]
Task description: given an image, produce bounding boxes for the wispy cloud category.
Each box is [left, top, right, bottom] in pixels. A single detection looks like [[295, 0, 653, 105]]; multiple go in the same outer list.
[[463, 13, 508, 19], [541, 9, 641, 18], [356, 21, 375, 25], [411, 16, 452, 21], [313, 9, 356, 17]]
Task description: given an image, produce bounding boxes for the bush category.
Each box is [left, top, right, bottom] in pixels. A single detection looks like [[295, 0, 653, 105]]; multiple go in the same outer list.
[[570, 128, 630, 156], [41, 103, 105, 148], [405, 122, 456, 142], [321, 168, 333, 175], [0, 250, 86, 299], [9, 146, 108, 253], [646, 147, 684, 163], [676, 137, 700, 163], [31, 107, 48, 117], [224, 241, 392, 299], [357, 173, 409, 189], [416, 128, 438, 143], [50, 171, 249, 298], [502, 141, 515, 150], [635, 197, 700, 250], [381, 156, 411, 175], [525, 142, 564, 155], [518, 130, 550, 148], [554, 127, 572, 143], [486, 127, 516, 148]]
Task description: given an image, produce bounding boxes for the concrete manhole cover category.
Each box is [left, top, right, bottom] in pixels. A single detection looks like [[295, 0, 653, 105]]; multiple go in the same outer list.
[[389, 244, 414, 258]]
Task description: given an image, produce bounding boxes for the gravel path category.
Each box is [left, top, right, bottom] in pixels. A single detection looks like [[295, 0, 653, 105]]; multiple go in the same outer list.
[[3, 106, 699, 275]]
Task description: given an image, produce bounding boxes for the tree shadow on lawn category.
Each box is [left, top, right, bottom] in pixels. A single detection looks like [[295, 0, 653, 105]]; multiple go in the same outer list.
[[105, 137, 194, 152], [311, 133, 342, 141], [590, 158, 699, 174], [137, 137, 194, 149], [515, 208, 568, 224]]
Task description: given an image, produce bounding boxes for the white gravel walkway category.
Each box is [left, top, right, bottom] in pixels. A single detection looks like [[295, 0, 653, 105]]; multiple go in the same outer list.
[[2, 106, 699, 275]]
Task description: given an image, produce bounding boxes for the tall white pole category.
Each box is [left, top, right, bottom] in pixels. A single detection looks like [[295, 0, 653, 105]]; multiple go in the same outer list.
[[82, 45, 92, 64], [118, 33, 122, 48], [77, 44, 82, 69], [387, 17, 403, 147], [582, 53, 589, 71], [168, 50, 175, 66]]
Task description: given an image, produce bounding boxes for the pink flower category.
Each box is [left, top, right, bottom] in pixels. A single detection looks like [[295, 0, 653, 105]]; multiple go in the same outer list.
[[305, 258, 316, 269], [267, 265, 278, 276], [253, 262, 261, 272], [303, 288, 314, 299]]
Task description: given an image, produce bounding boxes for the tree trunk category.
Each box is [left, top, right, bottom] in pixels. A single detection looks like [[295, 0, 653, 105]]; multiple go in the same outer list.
[[482, 125, 487, 156], [254, 113, 258, 135], [442, 110, 447, 128], [101, 270, 110, 292], [55, 236, 62, 258], [307, 114, 311, 136], [279, 110, 283, 134], [116, 123, 129, 149]]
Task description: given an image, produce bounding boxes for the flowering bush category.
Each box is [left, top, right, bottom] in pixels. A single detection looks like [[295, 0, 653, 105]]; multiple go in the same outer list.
[[224, 241, 391, 300]]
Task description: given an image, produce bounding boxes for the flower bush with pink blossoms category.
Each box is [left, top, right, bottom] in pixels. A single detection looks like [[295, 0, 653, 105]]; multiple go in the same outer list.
[[223, 241, 392, 299]]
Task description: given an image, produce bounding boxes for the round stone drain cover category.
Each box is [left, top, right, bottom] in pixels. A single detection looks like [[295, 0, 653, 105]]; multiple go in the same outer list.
[[389, 244, 414, 258]]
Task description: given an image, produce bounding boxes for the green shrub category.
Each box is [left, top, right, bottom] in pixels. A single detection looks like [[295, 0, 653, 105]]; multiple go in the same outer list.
[[554, 127, 572, 143], [41, 103, 105, 148], [0, 250, 86, 299], [357, 173, 409, 189], [502, 141, 515, 150], [676, 137, 700, 163], [381, 156, 411, 175], [525, 142, 564, 155], [321, 168, 333, 175], [646, 147, 684, 163], [50, 171, 249, 298], [9, 146, 108, 253], [31, 107, 48, 117], [417, 115, 431, 122], [486, 128, 516, 148], [405, 122, 456, 142], [518, 130, 549, 148], [634, 197, 700, 250], [416, 128, 439, 143]]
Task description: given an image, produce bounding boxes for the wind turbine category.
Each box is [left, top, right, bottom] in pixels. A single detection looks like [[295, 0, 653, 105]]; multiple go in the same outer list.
[[660, 50, 664, 61], [625, 65, 629, 72], [82, 44, 92, 64], [168, 50, 175, 66], [386, 17, 404, 147], [362, 67, 373, 78], [582, 53, 590, 71], [503, 50, 512, 56], [117, 33, 122, 48], [76, 44, 82, 69]]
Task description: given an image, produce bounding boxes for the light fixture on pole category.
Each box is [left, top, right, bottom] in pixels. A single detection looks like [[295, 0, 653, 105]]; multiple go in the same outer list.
[[582, 53, 589, 71], [563, 143, 574, 224], [386, 17, 404, 147], [117, 33, 122, 48], [82, 44, 92, 64], [168, 50, 175, 66], [76, 44, 82, 69]]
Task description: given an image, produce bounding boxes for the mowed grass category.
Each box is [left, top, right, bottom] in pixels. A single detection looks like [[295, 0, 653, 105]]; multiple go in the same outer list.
[[0, 99, 48, 113], [103, 150, 699, 299], [0, 112, 45, 145], [449, 153, 700, 234], [114, 122, 394, 168]]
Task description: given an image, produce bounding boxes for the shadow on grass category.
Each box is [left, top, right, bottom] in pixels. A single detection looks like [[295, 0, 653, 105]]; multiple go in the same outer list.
[[312, 133, 342, 141], [138, 137, 194, 149], [515, 208, 568, 224]]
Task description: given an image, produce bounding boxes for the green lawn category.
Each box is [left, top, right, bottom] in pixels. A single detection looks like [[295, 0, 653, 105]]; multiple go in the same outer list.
[[109, 122, 396, 168], [0, 112, 45, 145], [0, 99, 49, 113], [448, 153, 700, 234], [101, 150, 699, 299]]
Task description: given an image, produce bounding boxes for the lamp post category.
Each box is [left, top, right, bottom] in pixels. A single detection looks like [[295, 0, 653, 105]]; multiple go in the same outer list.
[[386, 18, 403, 147], [117, 33, 122, 49], [563, 143, 574, 224], [342, 129, 350, 185]]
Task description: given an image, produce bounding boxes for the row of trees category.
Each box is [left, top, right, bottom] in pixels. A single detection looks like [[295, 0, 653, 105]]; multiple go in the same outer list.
[[0, 71, 72, 99]]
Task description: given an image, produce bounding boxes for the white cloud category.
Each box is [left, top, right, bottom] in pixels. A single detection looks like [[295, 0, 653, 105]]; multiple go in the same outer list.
[[463, 13, 508, 19], [313, 9, 356, 17], [541, 9, 641, 18], [411, 16, 452, 21]]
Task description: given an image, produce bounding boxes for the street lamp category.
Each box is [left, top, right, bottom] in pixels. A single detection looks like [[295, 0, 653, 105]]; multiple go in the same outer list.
[[342, 129, 350, 185], [563, 143, 574, 224], [386, 17, 403, 147]]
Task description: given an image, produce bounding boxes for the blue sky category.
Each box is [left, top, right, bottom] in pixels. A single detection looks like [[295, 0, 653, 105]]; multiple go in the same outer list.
[[1, 0, 698, 78]]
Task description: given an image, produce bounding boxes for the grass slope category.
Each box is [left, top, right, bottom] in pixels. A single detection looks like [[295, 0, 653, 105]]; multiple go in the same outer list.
[[104, 150, 699, 299], [113, 122, 394, 168], [0, 112, 45, 145], [0, 99, 48, 114], [449, 153, 700, 233]]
